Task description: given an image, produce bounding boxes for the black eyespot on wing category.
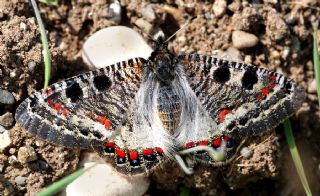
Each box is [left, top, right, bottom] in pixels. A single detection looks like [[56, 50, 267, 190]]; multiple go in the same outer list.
[[66, 83, 83, 102], [93, 75, 112, 91], [242, 68, 258, 90], [213, 65, 230, 83], [239, 117, 248, 126]]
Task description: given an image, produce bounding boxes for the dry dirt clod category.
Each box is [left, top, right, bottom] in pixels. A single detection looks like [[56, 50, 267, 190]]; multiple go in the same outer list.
[[0, 112, 14, 128], [232, 30, 259, 49], [17, 146, 37, 164]]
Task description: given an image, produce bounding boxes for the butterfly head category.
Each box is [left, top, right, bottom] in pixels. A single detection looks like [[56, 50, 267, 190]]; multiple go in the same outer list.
[[148, 37, 176, 84]]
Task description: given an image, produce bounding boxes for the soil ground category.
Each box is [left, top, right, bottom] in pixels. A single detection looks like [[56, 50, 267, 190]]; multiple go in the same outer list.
[[0, 0, 319, 195]]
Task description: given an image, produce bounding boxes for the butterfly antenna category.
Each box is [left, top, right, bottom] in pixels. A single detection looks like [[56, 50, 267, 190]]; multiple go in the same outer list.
[[164, 16, 197, 43]]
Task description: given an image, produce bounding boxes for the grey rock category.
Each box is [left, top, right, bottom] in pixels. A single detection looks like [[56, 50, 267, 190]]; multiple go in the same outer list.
[[108, 1, 122, 24], [240, 147, 252, 159], [0, 112, 14, 127], [142, 4, 156, 22], [18, 146, 37, 164], [0, 125, 6, 134], [15, 176, 26, 186], [0, 89, 15, 105], [232, 30, 259, 49], [0, 164, 4, 172]]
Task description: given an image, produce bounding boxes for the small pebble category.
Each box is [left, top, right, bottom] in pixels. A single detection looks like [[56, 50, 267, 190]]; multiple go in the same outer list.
[[142, 4, 156, 22], [0, 164, 4, 172], [0, 130, 11, 150], [0, 89, 15, 105], [15, 176, 27, 186], [232, 30, 259, 49], [307, 79, 317, 94], [240, 147, 252, 159], [282, 47, 290, 60], [108, 1, 121, 24], [8, 155, 18, 164], [244, 55, 252, 64], [135, 18, 153, 35], [0, 125, 5, 134], [0, 112, 14, 127], [28, 61, 36, 73], [9, 148, 16, 154], [18, 146, 37, 164], [20, 22, 27, 30], [212, 0, 227, 18]]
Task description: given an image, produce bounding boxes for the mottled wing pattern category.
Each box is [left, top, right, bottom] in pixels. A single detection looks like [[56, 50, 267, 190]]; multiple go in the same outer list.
[[15, 58, 145, 149], [178, 54, 305, 137]]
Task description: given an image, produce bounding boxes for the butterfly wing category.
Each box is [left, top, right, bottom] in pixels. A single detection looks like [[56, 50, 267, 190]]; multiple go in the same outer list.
[[176, 54, 304, 163], [15, 58, 145, 148], [178, 54, 304, 136]]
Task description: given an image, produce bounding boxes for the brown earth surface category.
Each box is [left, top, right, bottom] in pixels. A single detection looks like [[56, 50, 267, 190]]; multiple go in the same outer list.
[[0, 0, 319, 195]]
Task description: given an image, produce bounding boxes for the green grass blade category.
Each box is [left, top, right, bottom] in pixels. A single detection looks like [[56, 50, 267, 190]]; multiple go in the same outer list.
[[283, 119, 312, 196], [38, 0, 59, 6], [36, 164, 97, 196], [313, 24, 320, 106], [30, 0, 52, 89]]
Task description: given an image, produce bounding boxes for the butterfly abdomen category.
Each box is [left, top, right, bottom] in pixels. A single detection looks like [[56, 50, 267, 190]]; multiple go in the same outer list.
[[156, 85, 182, 135]]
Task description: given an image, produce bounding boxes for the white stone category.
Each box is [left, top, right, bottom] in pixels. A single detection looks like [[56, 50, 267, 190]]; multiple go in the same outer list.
[[66, 162, 150, 196], [232, 30, 259, 49], [109, 1, 122, 24], [82, 26, 152, 69], [212, 0, 227, 18], [240, 147, 252, 159], [0, 130, 11, 150], [0, 164, 4, 172], [15, 176, 27, 186]]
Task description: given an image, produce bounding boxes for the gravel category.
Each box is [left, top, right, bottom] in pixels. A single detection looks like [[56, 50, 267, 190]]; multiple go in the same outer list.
[[0, 89, 15, 105], [17, 146, 37, 164], [232, 30, 259, 49]]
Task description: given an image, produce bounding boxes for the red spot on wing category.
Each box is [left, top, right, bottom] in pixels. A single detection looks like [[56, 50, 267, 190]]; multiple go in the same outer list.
[[212, 137, 222, 148], [223, 135, 231, 141], [155, 147, 164, 154], [262, 88, 270, 96], [47, 98, 53, 105], [116, 149, 126, 158], [97, 116, 107, 123], [198, 141, 208, 146], [129, 151, 138, 160], [46, 88, 53, 94], [219, 109, 232, 123], [257, 94, 263, 101], [142, 149, 154, 156], [185, 141, 195, 148], [61, 108, 69, 116], [97, 116, 111, 130], [105, 142, 115, 147], [268, 82, 276, 88], [104, 119, 111, 130], [54, 103, 62, 111]]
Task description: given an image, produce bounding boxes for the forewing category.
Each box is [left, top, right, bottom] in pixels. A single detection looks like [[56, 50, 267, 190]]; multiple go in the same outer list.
[[15, 58, 145, 148], [178, 54, 305, 136]]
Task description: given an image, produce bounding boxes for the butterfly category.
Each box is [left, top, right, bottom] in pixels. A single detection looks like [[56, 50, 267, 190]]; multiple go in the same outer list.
[[15, 38, 305, 176]]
